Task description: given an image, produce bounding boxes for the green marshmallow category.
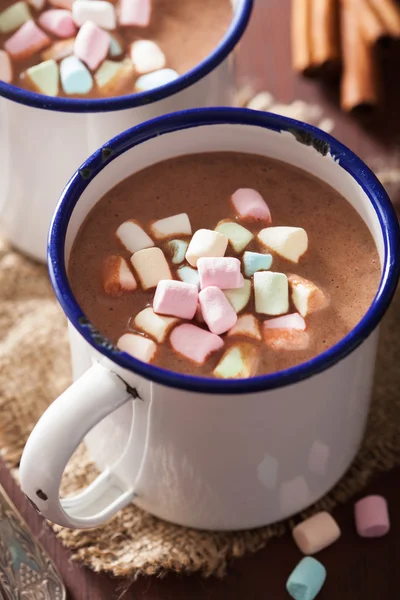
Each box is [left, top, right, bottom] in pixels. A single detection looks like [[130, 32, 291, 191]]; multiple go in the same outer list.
[[26, 60, 59, 97], [214, 343, 259, 379], [215, 220, 253, 253], [243, 251, 273, 277], [165, 239, 188, 265], [0, 1, 30, 34], [177, 265, 200, 288], [95, 60, 121, 90], [224, 279, 251, 313]]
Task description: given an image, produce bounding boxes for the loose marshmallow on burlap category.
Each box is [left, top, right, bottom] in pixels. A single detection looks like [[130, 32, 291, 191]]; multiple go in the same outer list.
[[258, 226, 308, 263], [292, 512, 341, 555], [177, 265, 200, 288], [231, 188, 272, 223], [286, 557, 326, 600], [135, 68, 178, 92], [116, 219, 154, 253], [165, 240, 188, 265], [289, 274, 328, 317], [38, 10, 76, 38], [42, 37, 74, 61], [130, 247, 171, 290], [94, 58, 133, 95], [354, 495, 390, 538], [214, 342, 259, 379], [254, 271, 289, 315], [117, 333, 157, 363], [0, 50, 12, 83], [186, 229, 228, 267], [5, 20, 50, 60], [102, 255, 137, 295], [150, 213, 191, 240], [198, 257, 243, 290], [26, 58, 59, 95], [60, 55, 92, 94], [72, 0, 116, 30], [131, 39, 165, 74], [199, 286, 237, 335], [134, 307, 177, 343], [214, 220, 253, 253], [74, 21, 110, 70], [243, 251, 273, 277], [227, 313, 261, 341], [224, 279, 251, 313], [0, 1, 30, 34], [153, 280, 198, 320], [263, 313, 309, 351], [119, 0, 151, 27], [170, 324, 223, 365]]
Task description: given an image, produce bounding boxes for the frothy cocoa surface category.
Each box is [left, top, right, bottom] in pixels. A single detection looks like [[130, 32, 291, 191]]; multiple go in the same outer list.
[[68, 152, 381, 378]]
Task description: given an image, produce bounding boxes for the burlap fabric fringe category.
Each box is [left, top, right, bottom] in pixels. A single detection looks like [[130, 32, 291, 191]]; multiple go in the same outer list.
[[0, 236, 399, 579]]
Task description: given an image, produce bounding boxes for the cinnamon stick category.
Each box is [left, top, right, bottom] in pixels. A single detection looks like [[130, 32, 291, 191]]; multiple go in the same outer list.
[[291, 0, 313, 74], [369, 0, 400, 37], [340, 0, 381, 112], [354, 0, 391, 46], [310, 0, 341, 74]]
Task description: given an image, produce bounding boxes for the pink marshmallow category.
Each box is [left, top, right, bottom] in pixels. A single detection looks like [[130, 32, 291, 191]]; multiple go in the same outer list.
[[74, 21, 109, 70], [354, 495, 390, 538], [153, 280, 198, 320], [197, 257, 243, 290], [38, 9, 77, 39], [119, 0, 151, 27], [4, 20, 50, 61], [170, 324, 223, 365], [199, 286, 238, 335], [231, 188, 272, 223], [264, 313, 306, 330]]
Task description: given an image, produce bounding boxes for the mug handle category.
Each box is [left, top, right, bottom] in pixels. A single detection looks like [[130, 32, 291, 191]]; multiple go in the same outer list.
[[19, 362, 138, 529]]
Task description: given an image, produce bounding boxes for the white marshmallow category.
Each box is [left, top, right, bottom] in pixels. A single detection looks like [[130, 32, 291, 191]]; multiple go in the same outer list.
[[289, 274, 329, 317], [133, 307, 177, 343], [254, 271, 289, 315], [130, 39, 165, 75], [177, 265, 200, 288], [223, 279, 251, 313], [103, 255, 137, 295], [0, 49, 13, 83], [116, 219, 154, 253], [227, 313, 261, 341], [185, 228, 228, 267], [258, 226, 308, 263], [130, 247, 172, 290], [117, 332, 157, 363], [72, 0, 116, 30], [150, 213, 191, 240], [135, 68, 178, 92]]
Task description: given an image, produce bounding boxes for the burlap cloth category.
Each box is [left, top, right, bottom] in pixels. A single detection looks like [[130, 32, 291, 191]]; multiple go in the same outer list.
[[0, 235, 399, 580]]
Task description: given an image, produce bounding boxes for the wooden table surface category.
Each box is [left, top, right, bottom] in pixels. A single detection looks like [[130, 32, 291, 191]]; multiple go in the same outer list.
[[1, 1, 400, 598]]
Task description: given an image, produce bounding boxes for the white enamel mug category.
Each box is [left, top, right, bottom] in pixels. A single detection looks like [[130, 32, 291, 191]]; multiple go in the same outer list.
[[0, 0, 252, 264], [20, 108, 399, 531]]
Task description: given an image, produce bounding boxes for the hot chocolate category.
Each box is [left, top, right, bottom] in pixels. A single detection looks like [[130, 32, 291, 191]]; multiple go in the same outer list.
[[68, 152, 381, 379]]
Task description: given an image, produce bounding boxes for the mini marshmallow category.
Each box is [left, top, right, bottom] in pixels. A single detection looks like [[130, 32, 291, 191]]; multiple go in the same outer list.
[[0, 50, 12, 83], [102, 255, 137, 295], [231, 188, 272, 223], [135, 68, 178, 92], [243, 251, 273, 277], [5, 20, 50, 60], [224, 279, 251, 313], [109, 33, 122, 57], [214, 343, 259, 379], [153, 280, 198, 320], [26, 59, 59, 96], [94, 57, 133, 94], [0, 1, 30, 34], [185, 229, 228, 267], [134, 307, 177, 343], [130, 247, 172, 290], [177, 265, 200, 288], [150, 213, 191, 240], [28, 0, 46, 10], [199, 286, 237, 335], [117, 332, 157, 363], [265, 313, 306, 330], [286, 557, 326, 600], [60, 55, 92, 94], [227, 313, 261, 341], [214, 220, 253, 253], [263, 313, 309, 351], [254, 271, 289, 315], [74, 20, 110, 70], [258, 226, 308, 263], [49, 0, 73, 8], [198, 257, 243, 290], [354, 495, 390, 538], [119, 0, 151, 27], [293, 512, 341, 555], [165, 239, 188, 264], [131, 39, 165, 74], [170, 323, 223, 365], [115, 219, 154, 253], [38, 9, 76, 38], [289, 274, 328, 317], [41, 37, 74, 61], [72, 0, 116, 30]]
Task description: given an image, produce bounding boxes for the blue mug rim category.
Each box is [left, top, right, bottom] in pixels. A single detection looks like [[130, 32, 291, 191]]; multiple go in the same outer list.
[[48, 107, 400, 395], [0, 0, 253, 113]]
